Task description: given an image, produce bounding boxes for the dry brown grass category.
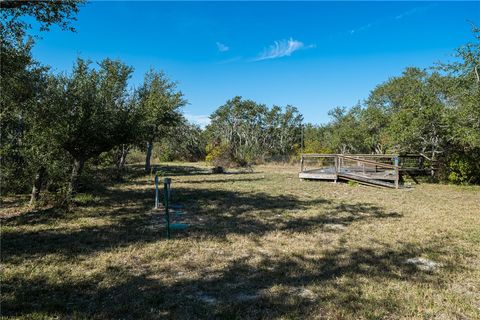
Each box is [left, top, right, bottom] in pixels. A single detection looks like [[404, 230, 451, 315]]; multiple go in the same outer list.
[[1, 162, 479, 319]]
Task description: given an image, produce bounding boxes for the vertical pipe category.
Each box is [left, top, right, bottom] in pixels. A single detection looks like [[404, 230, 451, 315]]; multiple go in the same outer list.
[[300, 124, 304, 156], [334, 155, 338, 183], [154, 174, 159, 209], [394, 157, 399, 189], [164, 178, 172, 239]]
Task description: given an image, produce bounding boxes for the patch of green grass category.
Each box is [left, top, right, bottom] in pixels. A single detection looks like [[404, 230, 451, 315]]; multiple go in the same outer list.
[[73, 193, 100, 206], [347, 180, 359, 187], [1, 162, 479, 319]]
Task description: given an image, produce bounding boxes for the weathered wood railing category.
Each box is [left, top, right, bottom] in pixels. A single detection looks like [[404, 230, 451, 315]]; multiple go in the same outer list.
[[337, 154, 401, 188], [300, 154, 404, 188]]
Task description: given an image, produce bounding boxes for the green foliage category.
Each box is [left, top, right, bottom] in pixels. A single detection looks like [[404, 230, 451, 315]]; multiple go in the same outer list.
[[0, 0, 85, 45], [156, 119, 206, 162], [2, 10, 480, 206], [0, 0, 86, 199], [302, 124, 333, 154], [366, 68, 450, 158], [205, 142, 232, 168], [299, 26, 479, 184], [327, 105, 370, 154], [33, 58, 140, 195], [43, 58, 135, 160], [136, 69, 186, 172], [206, 96, 303, 167], [73, 193, 100, 206], [446, 152, 480, 184], [137, 69, 186, 143], [0, 37, 70, 195]]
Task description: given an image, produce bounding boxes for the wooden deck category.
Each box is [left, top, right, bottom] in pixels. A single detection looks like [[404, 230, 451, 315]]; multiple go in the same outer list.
[[299, 168, 398, 188], [299, 154, 430, 189]]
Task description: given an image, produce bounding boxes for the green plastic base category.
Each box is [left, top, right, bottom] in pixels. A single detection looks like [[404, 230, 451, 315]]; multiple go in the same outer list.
[[170, 223, 188, 230]]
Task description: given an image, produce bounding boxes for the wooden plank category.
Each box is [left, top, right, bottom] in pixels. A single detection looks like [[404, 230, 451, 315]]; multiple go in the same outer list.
[[338, 173, 397, 188], [299, 172, 337, 180], [339, 155, 400, 169], [298, 153, 432, 189]]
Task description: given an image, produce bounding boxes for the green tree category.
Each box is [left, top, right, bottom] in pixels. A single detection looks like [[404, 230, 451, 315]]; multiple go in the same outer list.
[[265, 105, 303, 159], [137, 69, 186, 173], [157, 119, 207, 162], [41, 58, 136, 196], [0, 39, 48, 195], [0, 0, 84, 44], [207, 96, 303, 166], [1, 0, 85, 201], [207, 96, 268, 166], [326, 105, 368, 154], [366, 68, 449, 163], [437, 24, 480, 183]]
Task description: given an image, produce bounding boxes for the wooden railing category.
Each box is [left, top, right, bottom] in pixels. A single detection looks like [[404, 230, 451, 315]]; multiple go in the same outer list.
[[300, 153, 402, 188], [336, 155, 401, 188]]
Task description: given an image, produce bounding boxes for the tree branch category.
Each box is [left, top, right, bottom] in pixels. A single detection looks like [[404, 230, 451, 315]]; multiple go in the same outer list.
[[0, 0, 28, 9], [474, 64, 480, 84]]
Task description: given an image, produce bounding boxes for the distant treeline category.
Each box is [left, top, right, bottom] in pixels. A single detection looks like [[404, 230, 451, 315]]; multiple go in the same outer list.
[[203, 28, 480, 184], [1, 2, 479, 207]]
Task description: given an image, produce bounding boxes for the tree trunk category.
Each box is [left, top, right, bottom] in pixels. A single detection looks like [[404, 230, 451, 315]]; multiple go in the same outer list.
[[430, 152, 436, 177], [114, 144, 130, 180], [30, 167, 46, 205], [119, 145, 129, 170], [69, 158, 85, 196], [145, 141, 153, 173]]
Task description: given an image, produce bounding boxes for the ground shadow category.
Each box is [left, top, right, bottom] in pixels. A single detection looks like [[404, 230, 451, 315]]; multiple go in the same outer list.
[[2, 239, 455, 319], [2, 164, 442, 319], [2, 177, 402, 262]]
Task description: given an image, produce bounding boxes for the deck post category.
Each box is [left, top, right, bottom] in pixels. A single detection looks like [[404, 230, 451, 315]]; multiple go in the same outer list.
[[394, 157, 399, 189], [300, 155, 304, 172], [164, 178, 172, 239], [334, 155, 338, 183], [154, 174, 159, 209]]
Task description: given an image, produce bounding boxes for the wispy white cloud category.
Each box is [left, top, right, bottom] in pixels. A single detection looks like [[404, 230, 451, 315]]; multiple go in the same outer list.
[[254, 38, 315, 61], [184, 113, 211, 128], [216, 42, 229, 52], [348, 5, 435, 36], [395, 5, 433, 20], [349, 23, 373, 35]]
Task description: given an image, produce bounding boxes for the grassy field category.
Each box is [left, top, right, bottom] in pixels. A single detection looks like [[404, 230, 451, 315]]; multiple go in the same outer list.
[[1, 162, 479, 319]]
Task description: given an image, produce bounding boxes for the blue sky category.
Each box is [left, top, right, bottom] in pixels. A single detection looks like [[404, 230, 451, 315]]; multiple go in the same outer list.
[[31, 1, 479, 126]]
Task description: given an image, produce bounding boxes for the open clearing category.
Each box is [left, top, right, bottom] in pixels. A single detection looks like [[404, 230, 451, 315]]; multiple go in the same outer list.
[[1, 163, 480, 319]]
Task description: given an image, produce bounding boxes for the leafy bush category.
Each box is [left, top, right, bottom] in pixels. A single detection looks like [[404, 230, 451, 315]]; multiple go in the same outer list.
[[206, 142, 233, 168], [447, 152, 480, 184]]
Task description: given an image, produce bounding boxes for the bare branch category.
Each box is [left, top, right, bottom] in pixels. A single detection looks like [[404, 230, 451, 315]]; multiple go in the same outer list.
[[475, 64, 480, 84]]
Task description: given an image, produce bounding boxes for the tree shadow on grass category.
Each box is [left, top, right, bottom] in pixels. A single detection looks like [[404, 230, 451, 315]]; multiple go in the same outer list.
[[2, 163, 467, 318], [179, 177, 266, 184], [2, 163, 458, 318], [154, 164, 216, 177], [1, 182, 403, 262], [155, 164, 262, 177], [2, 239, 457, 319], [167, 186, 402, 238]]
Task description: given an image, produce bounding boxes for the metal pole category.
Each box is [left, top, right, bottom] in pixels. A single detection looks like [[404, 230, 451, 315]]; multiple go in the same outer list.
[[154, 174, 159, 209], [394, 157, 399, 189], [164, 178, 172, 239], [300, 124, 304, 155]]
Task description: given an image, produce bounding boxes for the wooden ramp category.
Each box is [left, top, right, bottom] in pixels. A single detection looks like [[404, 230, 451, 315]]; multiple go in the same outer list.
[[299, 154, 427, 189]]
